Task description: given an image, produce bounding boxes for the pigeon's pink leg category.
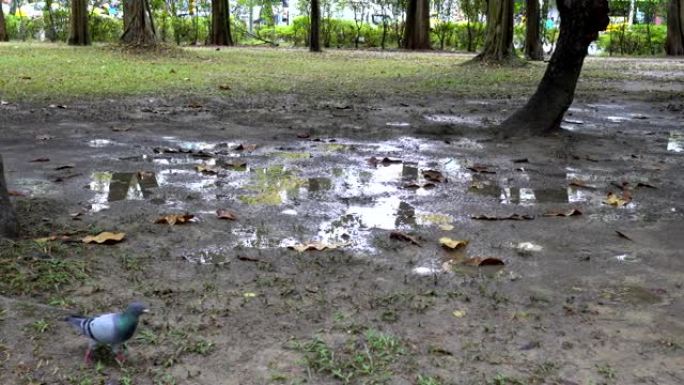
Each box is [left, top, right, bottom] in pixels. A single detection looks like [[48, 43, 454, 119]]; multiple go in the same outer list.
[[84, 348, 94, 365], [114, 344, 126, 365]]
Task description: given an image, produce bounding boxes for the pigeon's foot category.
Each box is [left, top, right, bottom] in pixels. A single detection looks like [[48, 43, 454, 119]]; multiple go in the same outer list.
[[115, 352, 127, 365], [84, 349, 94, 365]]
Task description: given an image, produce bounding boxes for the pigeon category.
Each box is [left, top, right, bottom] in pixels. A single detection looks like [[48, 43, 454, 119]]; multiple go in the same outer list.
[[65, 302, 149, 364]]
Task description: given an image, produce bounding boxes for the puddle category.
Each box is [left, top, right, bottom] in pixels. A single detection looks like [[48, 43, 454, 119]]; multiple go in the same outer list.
[[88, 139, 115, 148], [386, 122, 411, 127], [163, 137, 221, 152], [10, 178, 55, 196], [89, 171, 158, 211], [424, 114, 482, 126], [614, 254, 640, 263], [239, 165, 304, 205], [667, 131, 683, 153]]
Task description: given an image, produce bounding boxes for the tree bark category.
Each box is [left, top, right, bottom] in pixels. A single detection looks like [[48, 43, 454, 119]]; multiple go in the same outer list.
[[68, 0, 91, 46], [499, 0, 609, 136], [666, 0, 684, 55], [524, 0, 544, 60], [476, 0, 515, 62], [0, 156, 18, 239], [0, 4, 8, 42], [310, 0, 321, 51], [121, 0, 157, 46], [210, 0, 234, 45], [403, 0, 430, 49]]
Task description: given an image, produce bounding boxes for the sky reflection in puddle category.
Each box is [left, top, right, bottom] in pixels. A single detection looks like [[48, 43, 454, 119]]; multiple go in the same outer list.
[[667, 131, 683, 153], [89, 171, 158, 212]]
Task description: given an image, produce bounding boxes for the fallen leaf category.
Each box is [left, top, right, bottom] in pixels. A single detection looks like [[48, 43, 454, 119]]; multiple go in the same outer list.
[[216, 209, 238, 220], [467, 164, 496, 174], [111, 126, 131, 132], [225, 161, 247, 170], [237, 255, 260, 262], [543, 208, 583, 217], [155, 213, 194, 225], [463, 257, 505, 266], [69, 212, 84, 221], [54, 164, 75, 170], [439, 237, 469, 250], [188, 101, 203, 109], [82, 232, 126, 244], [512, 158, 529, 163], [423, 170, 447, 183], [472, 214, 534, 221], [288, 242, 343, 252], [604, 192, 630, 207], [34, 235, 73, 243], [20, 76, 32, 80], [615, 230, 632, 241], [404, 182, 436, 189], [296, 132, 311, 139], [368, 157, 402, 166], [30, 157, 50, 162], [36, 135, 54, 141], [452, 310, 466, 318], [389, 231, 421, 246], [568, 180, 595, 189], [8, 190, 27, 197], [635, 182, 657, 189], [234, 144, 258, 152], [196, 164, 219, 175], [439, 224, 454, 231], [218, 84, 231, 90]]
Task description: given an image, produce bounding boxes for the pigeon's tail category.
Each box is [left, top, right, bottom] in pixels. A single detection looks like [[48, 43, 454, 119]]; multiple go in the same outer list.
[[65, 315, 93, 338]]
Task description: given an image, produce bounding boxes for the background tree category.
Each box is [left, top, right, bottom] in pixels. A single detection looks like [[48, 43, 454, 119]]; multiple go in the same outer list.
[[310, 0, 321, 51], [403, 0, 430, 49], [0, 3, 8, 42], [0, 156, 18, 239], [500, 0, 609, 136], [122, 0, 158, 45], [349, 0, 368, 49], [211, 0, 234, 45], [460, 0, 485, 52], [475, 0, 514, 62], [666, 0, 684, 55], [68, 0, 91, 45], [524, 0, 543, 60]]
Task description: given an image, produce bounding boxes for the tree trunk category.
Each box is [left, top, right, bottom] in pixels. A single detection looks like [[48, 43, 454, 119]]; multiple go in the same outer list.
[[666, 0, 684, 55], [68, 0, 91, 45], [476, 0, 514, 62], [0, 156, 18, 239], [0, 4, 8, 42], [499, 0, 609, 136], [121, 0, 157, 46], [628, 0, 636, 26], [403, 0, 430, 49], [310, 0, 321, 51], [210, 0, 233, 45], [524, 0, 544, 60]]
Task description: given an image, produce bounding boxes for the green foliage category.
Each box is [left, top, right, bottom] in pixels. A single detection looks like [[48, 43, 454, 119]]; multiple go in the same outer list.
[[598, 24, 667, 55], [90, 16, 123, 43]]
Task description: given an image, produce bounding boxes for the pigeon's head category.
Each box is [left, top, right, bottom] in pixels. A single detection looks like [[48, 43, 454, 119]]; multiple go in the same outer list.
[[126, 302, 150, 317]]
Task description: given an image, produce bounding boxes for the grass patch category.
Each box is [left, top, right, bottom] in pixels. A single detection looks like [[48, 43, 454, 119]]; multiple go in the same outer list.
[[294, 329, 405, 384], [0, 240, 89, 296]]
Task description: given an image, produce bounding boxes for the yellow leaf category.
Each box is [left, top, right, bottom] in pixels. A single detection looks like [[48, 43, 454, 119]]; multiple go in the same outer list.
[[452, 310, 466, 318], [604, 192, 629, 207], [82, 232, 126, 244], [155, 214, 194, 225], [439, 237, 469, 250], [439, 224, 454, 231]]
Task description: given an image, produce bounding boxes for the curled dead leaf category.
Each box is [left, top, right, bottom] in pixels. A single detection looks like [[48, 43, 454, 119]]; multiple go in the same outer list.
[[296, 132, 311, 139], [439, 237, 469, 250], [568, 180, 595, 189], [82, 232, 126, 245], [234, 144, 258, 152], [216, 209, 238, 220], [463, 257, 505, 266], [467, 164, 496, 174], [54, 164, 75, 170], [604, 192, 630, 207], [389, 231, 421, 246], [615, 230, 633, 241], [404, 182, 436, 190], [472, 214, 534, 221], [543, 208, 583, 217], [368, 157, 401, 166], [422, 170, 447, 183], [155, 213, 194, 225]]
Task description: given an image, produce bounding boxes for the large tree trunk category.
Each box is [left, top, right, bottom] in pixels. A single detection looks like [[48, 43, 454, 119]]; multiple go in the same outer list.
[[310, 0, 321, 52], [524, 0, 544, 60], [121, 0, 157, 46], [666, 0, 684, 55], [499, 0, 609, 136], [68, 0, 91, 46], [0, 156, 18, 239], [210, 0, 233, 45], [0, 4, 8, 42], [476, 0, 515, 62], [403, 0, 430, 49]]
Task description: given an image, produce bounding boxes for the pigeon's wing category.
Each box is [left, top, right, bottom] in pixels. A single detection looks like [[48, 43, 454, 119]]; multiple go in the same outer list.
[[87, 313, 121, 344]]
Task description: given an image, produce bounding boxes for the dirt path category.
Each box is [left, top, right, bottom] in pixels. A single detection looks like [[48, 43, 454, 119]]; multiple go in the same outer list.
[[1, 66, 683, 385]]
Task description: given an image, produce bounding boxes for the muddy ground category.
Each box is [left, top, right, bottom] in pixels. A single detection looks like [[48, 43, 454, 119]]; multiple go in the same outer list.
[[1, 56, 683, 385]]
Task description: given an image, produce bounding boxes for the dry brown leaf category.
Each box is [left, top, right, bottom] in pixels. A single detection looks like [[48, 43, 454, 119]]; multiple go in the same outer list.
[[439, 237, 469, 250], [635, 182, 657, 189], [234, 144, 258, 152], [404, 182, 436, 189], [604, 192, 630, 207], [463, 257, 505, 267], [225, 161, 247, 170], [196, 164, 219, 175], [568, 180, 595, 189], [216, 209, 238, 220], [188, 101, 203, 108], [368, 157, 402, 166], [218, 84, 231, 91], [389, 231, 421, 246], [543, 208, 583, 217], [296, 132, 311, 139], [615, 230, 633, 241], [82, 232, 126, 244], [512, 158, 529, 163], [111, 126, 131, 132], [423, 170, 447, 183], [54, 164, 75, 170], [8, 190, 27, 197], [155, 213, 194, 225], [467, 164, 496, 174], [30, 157, 50, 162], [34, 235, 73, 243], [472, 214, 534, 221]]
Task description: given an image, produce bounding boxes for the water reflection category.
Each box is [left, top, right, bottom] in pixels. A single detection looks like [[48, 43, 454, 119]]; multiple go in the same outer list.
[[89, 171, 159, 212], [668, 131, 683, 153]]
